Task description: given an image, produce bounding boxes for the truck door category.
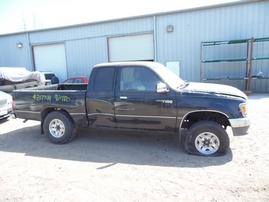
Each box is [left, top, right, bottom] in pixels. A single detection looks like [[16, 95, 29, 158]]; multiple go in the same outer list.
[[86, 66, 116, 128], [114, 65, 177, 131]]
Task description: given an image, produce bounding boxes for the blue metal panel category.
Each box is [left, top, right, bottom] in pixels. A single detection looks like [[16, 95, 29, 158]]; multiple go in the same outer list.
[[0, 1, 268, 92], [65, 37, 108, 77], [26, 17, 154, 78], [29, 17, 153, 45], [155, 1, 269, 92], [0, 33, 32, 70]]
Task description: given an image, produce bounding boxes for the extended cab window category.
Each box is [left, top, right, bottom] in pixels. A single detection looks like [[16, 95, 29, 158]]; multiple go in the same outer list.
[[120, 66, 160, 91], [94, 67, 115, 91]]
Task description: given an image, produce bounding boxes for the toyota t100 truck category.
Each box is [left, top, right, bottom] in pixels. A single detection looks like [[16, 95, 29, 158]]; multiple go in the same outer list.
[[11, 62, 250, 156]]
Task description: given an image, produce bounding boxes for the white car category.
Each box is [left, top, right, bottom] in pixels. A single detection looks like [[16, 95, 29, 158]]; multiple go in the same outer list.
[[0, 91, 12, 120]]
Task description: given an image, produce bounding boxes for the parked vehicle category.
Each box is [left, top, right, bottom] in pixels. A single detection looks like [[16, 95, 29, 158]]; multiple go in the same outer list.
[[62, 76, 88, 84], [40, 71, 56, 85], [0, 91, 12, 120], [11, 62, 250, 156]]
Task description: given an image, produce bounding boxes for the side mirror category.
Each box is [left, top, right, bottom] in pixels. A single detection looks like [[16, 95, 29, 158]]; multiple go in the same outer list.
[[156, 82, 169, 93]]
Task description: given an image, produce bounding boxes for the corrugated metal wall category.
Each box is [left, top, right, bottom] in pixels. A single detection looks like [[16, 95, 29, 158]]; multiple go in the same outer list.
[[0, 1, 268, 92], [0, 33, 32, 68], [65, 37, 108, 77], [28, 17, 154, 76], [29, 17, 153, 44], [155, 1, 269, 92]]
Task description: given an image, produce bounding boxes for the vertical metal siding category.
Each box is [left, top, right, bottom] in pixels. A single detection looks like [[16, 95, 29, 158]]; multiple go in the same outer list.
[[156, 1, 269, 92], [28, 17, 154, 78], [65, 37, 108, 77], [29, 17, 153, 44], [0, 1, 268, 92], [0, 33, 32, 70]]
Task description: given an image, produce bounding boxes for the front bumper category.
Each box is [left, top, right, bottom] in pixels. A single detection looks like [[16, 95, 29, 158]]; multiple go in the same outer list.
[[229, 117, 251, 136]]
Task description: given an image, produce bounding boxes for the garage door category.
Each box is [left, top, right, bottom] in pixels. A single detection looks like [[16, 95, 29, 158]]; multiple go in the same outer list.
[[33, 43, 67, 82], [108, 34, 154, 62]]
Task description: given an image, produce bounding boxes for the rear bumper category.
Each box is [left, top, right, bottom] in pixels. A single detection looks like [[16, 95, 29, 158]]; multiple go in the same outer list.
[[229, 117, 251, 136]]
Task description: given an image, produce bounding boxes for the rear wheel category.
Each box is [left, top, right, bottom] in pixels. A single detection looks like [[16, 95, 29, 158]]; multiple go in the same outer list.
[[185, 121, 229, 156], [43, 111, 76, 144]]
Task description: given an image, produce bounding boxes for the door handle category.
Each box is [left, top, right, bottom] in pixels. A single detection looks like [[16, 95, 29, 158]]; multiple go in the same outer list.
[[120, 96, 127, 100]]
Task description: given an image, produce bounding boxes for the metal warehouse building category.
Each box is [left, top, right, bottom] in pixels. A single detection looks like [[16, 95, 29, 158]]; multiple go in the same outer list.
[[0, 0, 268, 92]]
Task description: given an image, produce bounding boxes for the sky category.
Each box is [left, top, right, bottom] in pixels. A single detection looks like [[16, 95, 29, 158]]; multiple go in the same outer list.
[[0, 0, 241, 35]]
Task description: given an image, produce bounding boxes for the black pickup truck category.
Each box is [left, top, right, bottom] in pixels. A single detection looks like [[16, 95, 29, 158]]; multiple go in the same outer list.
[[11, 62, 250, 156]]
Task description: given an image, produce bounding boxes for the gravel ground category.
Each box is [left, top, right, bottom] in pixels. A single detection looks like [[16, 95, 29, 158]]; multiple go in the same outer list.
[[0, 93, 269, 201]]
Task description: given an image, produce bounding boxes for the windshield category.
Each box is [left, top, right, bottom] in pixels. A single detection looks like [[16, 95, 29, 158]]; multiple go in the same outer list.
[[150, 63, 185, 89]]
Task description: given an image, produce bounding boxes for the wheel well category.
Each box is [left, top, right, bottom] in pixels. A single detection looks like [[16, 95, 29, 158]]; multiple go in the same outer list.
[[40, 108, 73, 134], [180, 111, 230, 130]]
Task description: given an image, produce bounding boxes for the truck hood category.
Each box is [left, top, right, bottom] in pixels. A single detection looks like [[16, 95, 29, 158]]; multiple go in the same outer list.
[[182, 82, 247, 99]]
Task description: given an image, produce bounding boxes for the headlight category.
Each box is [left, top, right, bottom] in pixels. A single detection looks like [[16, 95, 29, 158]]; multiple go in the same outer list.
[[239, 103, 248, 117]]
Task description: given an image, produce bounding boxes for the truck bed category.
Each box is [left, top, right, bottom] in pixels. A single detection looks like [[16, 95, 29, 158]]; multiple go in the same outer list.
[[12, 83, 88, 122]]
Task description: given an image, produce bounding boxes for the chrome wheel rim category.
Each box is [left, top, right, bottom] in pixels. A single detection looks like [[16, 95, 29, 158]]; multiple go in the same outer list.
[[49, 119, 65, 138], [195, 132, 220, 155]]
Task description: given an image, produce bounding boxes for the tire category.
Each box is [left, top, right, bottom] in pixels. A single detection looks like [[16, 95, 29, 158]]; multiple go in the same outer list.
[[185, 121, 229, 156], [43, 111, 76, 144]]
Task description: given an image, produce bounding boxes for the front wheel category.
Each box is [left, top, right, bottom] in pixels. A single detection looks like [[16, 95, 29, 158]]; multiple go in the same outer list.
[[43, 111, 76, 144], [185, 121, 229, 156]]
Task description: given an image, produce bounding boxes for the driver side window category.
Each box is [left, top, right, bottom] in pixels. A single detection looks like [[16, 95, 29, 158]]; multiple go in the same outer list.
[[120, 67, 160, 91]]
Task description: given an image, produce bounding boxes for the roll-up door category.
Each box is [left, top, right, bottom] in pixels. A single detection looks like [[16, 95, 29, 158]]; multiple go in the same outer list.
[[33, 43, 67, 82], [108, 34, 154, 62]]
